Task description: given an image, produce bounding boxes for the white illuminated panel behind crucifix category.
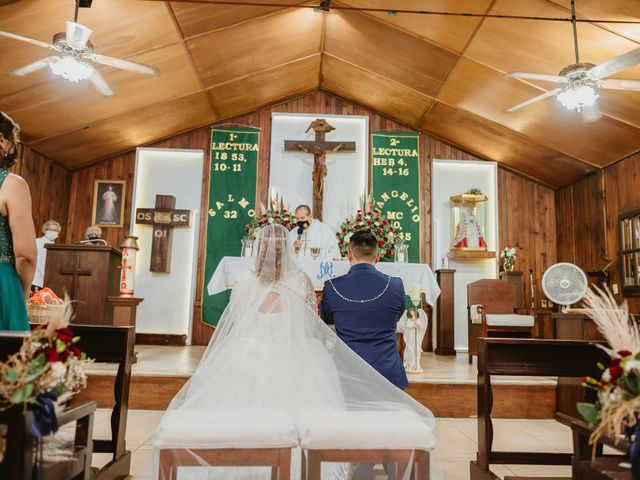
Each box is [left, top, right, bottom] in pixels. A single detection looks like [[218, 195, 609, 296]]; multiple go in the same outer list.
[[269, 113, 368, 231]]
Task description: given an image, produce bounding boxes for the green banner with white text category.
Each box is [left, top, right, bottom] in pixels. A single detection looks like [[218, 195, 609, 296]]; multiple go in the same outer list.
[[371, 132, 421, 263], [201, 126, 259, 327]]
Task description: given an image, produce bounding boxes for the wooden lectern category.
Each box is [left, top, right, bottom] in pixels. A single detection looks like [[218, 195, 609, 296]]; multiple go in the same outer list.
[[43, 244, 121, 325]]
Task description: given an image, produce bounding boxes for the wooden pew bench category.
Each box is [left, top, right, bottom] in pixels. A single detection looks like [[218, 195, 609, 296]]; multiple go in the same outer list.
[[470, 338, 609, 480], [0, 324, 135, 480]]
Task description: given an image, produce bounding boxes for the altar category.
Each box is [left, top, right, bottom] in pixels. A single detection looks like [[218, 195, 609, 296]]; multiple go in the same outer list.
[[208, 257, 441, 306]]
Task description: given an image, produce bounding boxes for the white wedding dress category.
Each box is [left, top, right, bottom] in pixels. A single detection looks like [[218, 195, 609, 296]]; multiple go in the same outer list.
[[153, 225, 438, 479]]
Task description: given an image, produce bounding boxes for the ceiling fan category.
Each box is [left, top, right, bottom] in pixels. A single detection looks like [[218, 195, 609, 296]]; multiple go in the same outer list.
[[0, 0, 159, 97], [505, 0, 640, 122]]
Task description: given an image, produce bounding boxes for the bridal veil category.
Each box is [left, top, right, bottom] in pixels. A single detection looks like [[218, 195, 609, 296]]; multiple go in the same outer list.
[[153, 224, 439, 479]]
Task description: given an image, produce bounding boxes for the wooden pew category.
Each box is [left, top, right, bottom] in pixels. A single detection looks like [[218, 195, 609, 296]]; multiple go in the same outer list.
[[0, 324, 135, 480], [470, 338, 609, 480]]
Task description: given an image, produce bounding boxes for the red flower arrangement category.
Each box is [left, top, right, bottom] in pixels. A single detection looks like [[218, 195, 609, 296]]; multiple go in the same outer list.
[[0, 305, 92, 411], [244, 197, 296, 239], [335, 207, 401, 261]]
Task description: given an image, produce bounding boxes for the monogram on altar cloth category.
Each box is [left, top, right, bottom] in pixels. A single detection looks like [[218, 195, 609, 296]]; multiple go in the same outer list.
[[207, 257, 441, 306]]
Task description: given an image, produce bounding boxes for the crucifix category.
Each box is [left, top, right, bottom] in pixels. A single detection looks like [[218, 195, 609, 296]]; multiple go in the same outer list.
[[135, 194, 191, 273], [284, 118, 356, 221], [59, 255, 92, 298]]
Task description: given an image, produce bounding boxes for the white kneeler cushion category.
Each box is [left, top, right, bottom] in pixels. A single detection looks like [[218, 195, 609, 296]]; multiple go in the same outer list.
[[296, 410, 436, 451], [485, 314, 534, 327], [155, 409, 298, 449]]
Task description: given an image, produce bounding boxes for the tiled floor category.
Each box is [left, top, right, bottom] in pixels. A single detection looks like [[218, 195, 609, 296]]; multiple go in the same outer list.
[[90, 409, 576, 479], [87, 347, 556, 386]]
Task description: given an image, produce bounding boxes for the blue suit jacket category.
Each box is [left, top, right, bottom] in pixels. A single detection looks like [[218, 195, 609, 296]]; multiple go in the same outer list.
[[320, 263, 408, 389]]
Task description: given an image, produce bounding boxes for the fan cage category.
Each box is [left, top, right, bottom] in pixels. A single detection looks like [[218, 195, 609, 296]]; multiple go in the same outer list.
[[541, 262, 588, 306]]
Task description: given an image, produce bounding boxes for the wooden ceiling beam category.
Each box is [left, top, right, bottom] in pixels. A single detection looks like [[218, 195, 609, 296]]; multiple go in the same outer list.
[[164, 1, 219, 118], [26, 54, 320, 147], [169, 0, 314, 41], [416, 0, 497, 130], [544, 0, 640, 46]]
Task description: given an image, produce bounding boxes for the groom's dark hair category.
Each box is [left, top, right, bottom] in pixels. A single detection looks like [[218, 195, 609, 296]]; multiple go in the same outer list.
[[349, 231, 378, 259]]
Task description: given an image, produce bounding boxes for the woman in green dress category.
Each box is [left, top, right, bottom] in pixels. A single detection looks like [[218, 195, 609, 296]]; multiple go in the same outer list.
[[0, 112, 36, 330]]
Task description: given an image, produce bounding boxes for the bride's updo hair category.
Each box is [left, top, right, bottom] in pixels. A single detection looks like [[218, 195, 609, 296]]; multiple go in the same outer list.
[[255, 224, 290, 282]]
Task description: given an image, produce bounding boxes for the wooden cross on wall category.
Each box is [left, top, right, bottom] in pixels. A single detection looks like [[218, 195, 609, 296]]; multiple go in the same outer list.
[[284, 119, 356, 221], [135, 195, 191, 273]]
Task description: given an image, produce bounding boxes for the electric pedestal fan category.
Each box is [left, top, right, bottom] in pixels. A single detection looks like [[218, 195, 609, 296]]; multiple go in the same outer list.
[[542, 262, 589, 312]]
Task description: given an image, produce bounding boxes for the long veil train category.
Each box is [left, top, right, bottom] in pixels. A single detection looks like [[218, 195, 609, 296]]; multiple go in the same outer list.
[[153, 224, 438, 479]]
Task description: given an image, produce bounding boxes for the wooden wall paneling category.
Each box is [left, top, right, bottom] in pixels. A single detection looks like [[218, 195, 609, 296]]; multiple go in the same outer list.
[[10, 146, 71, 235], [570, 172, 606, 273], [603, 153, 640, 311], [555, 185, 576, 266], [556, 152, 640, 313], [497, 168, 557, 308]]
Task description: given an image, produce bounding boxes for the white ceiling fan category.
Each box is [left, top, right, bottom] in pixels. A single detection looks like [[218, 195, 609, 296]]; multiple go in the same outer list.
[[505, 0, 640, 122], [0, 0, 159, 97]]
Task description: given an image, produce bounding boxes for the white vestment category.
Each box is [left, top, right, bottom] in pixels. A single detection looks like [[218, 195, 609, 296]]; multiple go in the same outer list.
[[33, 236, 53, 288], [288, 219, 340, 261]]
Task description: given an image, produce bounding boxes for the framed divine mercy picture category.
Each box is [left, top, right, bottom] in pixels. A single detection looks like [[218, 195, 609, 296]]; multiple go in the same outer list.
[[92, 180, 126, 228]]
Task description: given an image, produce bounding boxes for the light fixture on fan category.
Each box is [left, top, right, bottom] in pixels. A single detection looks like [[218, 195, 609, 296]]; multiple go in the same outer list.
[[505, 0, 640, 123], [49, 57, 92, 82], [556, 85, 598, 111], [0, 1, 159, 96]]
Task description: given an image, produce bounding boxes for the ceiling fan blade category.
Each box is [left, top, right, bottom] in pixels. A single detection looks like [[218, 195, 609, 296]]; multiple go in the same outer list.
[[12, 56, 57, 76], [92, 53, 159, 77], [600, 78, 640, 90], [88, 66, 114, 97], [65, 21, 93, 48], [0, 30, 55, 50], [505, 88, 562, 112], [588, 47, 640, 80], [580, 104, 602, 123], [506, 72, 565, 83]]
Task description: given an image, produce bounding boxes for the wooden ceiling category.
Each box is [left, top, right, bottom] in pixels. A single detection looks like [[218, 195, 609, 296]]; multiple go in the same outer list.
[[1, 0, 639, 187]]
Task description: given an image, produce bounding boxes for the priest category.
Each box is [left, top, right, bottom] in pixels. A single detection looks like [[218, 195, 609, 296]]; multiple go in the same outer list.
[[288, 205, 340, 261]]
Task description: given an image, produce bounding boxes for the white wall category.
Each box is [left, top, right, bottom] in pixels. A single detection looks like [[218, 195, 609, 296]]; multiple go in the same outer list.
[[269, 113, 368, 231], [432, 160, 499, 351], [130, 148, 204, 342]]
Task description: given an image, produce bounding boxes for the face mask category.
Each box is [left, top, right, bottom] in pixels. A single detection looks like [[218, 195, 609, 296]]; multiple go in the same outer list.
[[44, 231, 58, 241]]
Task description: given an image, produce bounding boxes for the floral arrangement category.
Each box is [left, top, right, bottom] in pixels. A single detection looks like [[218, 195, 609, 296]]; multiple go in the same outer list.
[[335, 207, 401, 261], [578, 288, 640, 466], [500, 245, 517, 271], [0, 304, 92, 436], [244, 196, 296, 239], [465, 187, 484, 196]]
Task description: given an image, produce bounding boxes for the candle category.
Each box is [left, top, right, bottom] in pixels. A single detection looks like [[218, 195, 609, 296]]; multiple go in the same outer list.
[[409, 283, 421, 305]]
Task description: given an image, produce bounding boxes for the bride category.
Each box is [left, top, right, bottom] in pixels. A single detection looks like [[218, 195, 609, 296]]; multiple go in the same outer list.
[[153, 224, 438, 479]]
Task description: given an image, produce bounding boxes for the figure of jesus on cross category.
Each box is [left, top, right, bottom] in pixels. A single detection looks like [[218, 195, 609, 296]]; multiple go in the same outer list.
[[284, 119, 356, 221]]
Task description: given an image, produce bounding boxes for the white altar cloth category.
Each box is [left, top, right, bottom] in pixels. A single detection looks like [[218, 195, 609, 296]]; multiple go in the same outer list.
[[207, 257, 441, 306]]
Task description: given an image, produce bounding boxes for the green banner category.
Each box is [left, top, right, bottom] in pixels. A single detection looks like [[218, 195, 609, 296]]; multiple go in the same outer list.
[[202, 126, 260, 327], [371, 132, 421, 263]]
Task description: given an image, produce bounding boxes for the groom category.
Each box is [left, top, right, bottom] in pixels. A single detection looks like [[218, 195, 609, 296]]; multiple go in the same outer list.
[[320, 231, 408, 389]]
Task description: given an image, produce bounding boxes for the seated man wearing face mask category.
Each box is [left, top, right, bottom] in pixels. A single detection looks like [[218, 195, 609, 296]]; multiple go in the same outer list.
[[32, 219, 62, 291]]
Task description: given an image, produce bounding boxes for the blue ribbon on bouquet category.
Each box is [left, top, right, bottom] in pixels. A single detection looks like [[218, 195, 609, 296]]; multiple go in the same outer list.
[[30, 390, 59, 437], [29, 390, 59, 480]]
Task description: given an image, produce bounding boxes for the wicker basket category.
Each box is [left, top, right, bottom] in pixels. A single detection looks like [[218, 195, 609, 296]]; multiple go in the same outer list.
[[27, 303, 64, 324]]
